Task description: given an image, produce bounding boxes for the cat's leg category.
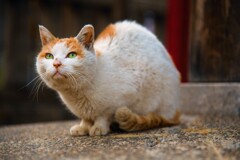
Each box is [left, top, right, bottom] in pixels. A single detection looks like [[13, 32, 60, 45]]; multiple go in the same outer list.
[[89, 117, 110, 136], [70, 119, 93, 136]]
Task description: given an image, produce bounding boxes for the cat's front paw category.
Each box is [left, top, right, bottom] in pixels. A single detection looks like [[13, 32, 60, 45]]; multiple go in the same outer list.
[[70, 124, 88, 136], [89, 125, 109, 136]]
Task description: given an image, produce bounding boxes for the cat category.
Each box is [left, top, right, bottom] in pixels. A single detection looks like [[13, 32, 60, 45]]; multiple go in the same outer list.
[[36, 21, 181, 136]]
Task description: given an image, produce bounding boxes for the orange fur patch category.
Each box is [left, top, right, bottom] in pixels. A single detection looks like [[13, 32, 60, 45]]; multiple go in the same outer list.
[[115, 107, 181, 132], [96, 24, 116, 42], [160, 110, 181, 127], [95, 50, 102, 57], [38, 38, 59, 59], [63, 38, 84, 58], [38, 38, 84, 59]]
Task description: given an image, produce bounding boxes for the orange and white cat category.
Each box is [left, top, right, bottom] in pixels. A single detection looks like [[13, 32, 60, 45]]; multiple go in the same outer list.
[[36, 21, 180, 136]]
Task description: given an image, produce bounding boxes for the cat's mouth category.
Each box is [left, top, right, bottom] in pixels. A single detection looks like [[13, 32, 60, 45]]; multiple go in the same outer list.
[[52, 71, 67, 79]]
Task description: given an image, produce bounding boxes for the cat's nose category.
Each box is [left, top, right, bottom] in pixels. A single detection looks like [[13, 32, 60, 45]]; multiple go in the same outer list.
[[53, 59, 62, 68]]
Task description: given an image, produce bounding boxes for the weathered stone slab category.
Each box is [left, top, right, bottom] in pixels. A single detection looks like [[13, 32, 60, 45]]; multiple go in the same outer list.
[[181, 83, 240, 116], [0, 84, 239, 160]]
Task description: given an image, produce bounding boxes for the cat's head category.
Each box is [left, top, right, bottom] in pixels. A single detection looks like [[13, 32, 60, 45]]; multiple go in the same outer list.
[[36, 25, 96, 90]]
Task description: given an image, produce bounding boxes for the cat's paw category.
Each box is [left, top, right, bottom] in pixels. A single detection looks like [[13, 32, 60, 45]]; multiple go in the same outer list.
[[70, 124, 88, 136], [89, 125, 109, 136], [115, 106, 132, 123]]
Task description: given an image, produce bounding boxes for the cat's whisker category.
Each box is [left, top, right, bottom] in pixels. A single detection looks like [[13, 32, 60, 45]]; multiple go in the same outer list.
[[18, 76, 41, 92], [65, 73, 77, 90], [31, 78, 42, 100], [70, 75, 78, 87], [71, 76, 78, 91], [70, 74, 80, 91], [31, 74, 47, 101], [30, 77, 42, 95], [36, 81, 45, 101]]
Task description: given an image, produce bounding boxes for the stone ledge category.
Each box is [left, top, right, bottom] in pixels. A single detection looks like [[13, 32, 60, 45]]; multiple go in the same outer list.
[[181, 83, 240, 116], [0, 83, 240, 160]]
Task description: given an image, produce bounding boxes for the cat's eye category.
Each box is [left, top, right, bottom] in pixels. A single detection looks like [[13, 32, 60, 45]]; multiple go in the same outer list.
[[67, 52, 77, 58], [45, 53, 54, 59]]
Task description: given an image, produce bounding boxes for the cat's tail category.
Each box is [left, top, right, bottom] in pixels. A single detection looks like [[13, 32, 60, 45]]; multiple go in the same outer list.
[[115, 107, 180, 132]]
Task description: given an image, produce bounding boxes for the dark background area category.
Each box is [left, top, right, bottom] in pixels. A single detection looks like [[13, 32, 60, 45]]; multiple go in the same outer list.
[[1, 0, 240, 126]]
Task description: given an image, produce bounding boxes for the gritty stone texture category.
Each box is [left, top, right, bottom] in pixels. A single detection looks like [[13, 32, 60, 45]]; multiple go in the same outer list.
[[0, 84, 240, 160]]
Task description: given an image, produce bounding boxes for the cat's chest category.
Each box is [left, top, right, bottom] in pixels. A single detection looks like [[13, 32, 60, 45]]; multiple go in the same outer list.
[[59, 91, 96, 120]]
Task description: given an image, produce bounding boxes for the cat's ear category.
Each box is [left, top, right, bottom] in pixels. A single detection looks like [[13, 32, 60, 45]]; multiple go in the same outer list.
[[39, 25, 56, 46], [75, 25, 94, 51]]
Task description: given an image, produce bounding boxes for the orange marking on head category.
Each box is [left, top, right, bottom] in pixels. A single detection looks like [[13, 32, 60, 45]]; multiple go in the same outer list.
[[38, 38, 60, 59], [38, 37, 84, 59], [96, 24, 116, 41], [62, 38, 84, 58]]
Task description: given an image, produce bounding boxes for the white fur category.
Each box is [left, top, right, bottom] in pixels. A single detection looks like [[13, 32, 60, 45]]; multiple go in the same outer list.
[[36, 21, 180, 136]]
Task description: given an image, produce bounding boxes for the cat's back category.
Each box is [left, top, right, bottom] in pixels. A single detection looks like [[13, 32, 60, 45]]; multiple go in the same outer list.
[[95, 21, 157, 44], [94, 21, 172, 63]]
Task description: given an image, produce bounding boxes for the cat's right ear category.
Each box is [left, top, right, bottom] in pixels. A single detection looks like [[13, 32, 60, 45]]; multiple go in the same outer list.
[[75, 25, 94, 51], [39, 25, 56, 46]]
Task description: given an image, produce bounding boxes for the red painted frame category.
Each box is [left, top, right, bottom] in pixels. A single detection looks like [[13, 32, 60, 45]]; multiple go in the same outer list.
[[166, 0, 190, 82]]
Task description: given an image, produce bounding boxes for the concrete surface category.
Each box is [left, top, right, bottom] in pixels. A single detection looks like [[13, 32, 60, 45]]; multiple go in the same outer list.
[[0, 83, 240, 160]]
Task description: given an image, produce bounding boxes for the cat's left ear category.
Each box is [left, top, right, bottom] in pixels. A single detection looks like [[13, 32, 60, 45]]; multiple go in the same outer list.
[[75, 25, 94, 51]]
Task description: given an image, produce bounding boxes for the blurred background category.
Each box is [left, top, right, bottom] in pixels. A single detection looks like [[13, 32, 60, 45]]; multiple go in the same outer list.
[[0, 0, 239, 126]]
